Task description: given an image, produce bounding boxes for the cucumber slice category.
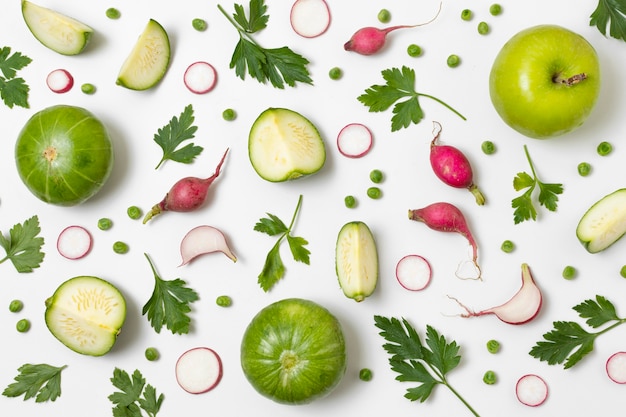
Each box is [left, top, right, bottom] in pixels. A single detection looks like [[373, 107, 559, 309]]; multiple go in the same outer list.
[[335, 221, 378, 302], [116, 19, 170, 91], [45, 276, 126, 356], [248, 108, 326, 182], [577, 189, 626, 253], [21, 0, 93, 56]]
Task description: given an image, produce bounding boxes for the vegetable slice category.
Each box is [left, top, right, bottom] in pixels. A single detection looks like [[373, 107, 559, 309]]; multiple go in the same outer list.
[[515, 374, 548, 407], [183, 62, 217, 94], [336, 123, 373, 158], [290, 0, 331, 38], [606, 352, 626, 384], [396, 254, 431, 291], [46, 69, 74, 93], [179, 225, 237, 265], [175, 347, 223, 394], [335, 221, 378, 302], [56, 225, 92, 260], [576, 188, 626, 253]]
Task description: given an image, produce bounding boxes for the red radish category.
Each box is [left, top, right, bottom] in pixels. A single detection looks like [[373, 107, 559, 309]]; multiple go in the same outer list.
[[449, 263, 542, 324], [396, 254, 431, 291], [183, 61, 217, 94], [515, 374, 548, 407], [143, 148, 229, 224], [429, 122, 485, 205], [175, 347, 223, 394], [606, 352, 626, 384], [179, 225, 237, 266], [336, 123, 373, 158], [290, 0, 331, 38], [46, 69, 74, 93], [57, 225, 92, 260]]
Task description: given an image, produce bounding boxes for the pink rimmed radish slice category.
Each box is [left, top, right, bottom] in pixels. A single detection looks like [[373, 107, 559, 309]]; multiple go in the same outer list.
[[176, 347, 223, 394], [184, 62, 217, 94], [337, 123, 373, 158], [179, 225, 237, 266], [57, 225, 92, 260], [46, 69, 74, 93], [290, 0, 331, 38], [396, 254, 431, 291], [606, 352, 626, 384], [515, 374, 548, 407]]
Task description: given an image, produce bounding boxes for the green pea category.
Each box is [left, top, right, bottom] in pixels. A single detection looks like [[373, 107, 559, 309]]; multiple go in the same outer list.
[[407, 44, 422, 57], [562, 265, 577, 280], [369, 169, 384, 184], [359, 368, 373, 381], [328, 67, 342, 80], [192, 18, 208, 32], [478, 21, 490, 35], [483, 370, 497, 385], [9, 299, 23, 313], [98, 217, 113, 231], [597, 141, 613, 156], [367, 187, 382, 199], [16, 318, 30, 333], [447, 54, 461, 68], [106, 7, 121, 20], [577, 162, 591, 177], [461, 9, 473, 21], [113, 241, 129, 254], [489, 4, 503, 16], [127, 206, 142, 220], [81, 83, 96, 94], [501, 240, 514, 253], [620, 265, 626, 278], [481, 140, 496, 155], [344, 195, 357, 208], [145, 347, 159, 361], [216, 295, 232, 307], [222, 108, 236, 121], [377, 9, 391, 23], [486, 339, 500, 354]]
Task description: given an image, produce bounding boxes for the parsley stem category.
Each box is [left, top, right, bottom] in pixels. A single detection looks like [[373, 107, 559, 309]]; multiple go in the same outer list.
[[418, 93, 466, 120], [287, 194, 304, 233], [217, 4, 261, 47], [427, 366, 480, 417], [523, 144, 537, 179]]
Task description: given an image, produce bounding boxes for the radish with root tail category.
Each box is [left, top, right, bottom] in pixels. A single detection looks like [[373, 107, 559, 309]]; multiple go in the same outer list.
[[516, 374, 548, 407], [179, 225, 237, 266]]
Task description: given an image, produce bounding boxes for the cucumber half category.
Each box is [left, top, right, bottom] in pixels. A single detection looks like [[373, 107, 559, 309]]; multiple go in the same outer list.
[[45, 276, 126, 356], [335, 221, 378, 302], [116, 19, 171, 91], [21, 0, 93, 56], [576, 188, 626, 253], [248, 108, 326, 182]]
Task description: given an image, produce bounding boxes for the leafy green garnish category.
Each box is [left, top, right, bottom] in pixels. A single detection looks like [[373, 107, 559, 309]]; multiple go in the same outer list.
[[2, 364, 67, 402], [142, 253, 199, 334], [374, 316, 480, 417], [357, 66, 466, 132], [217, 0, 312, 89], [153, 104, 202, 169], [254, 194, 310, 291], [530, 295, 626, 369], [0, 46, 32, 109], [108, 368, 164, 417], [590, 0, 626, 42], [512, 145, 563, 224], [0, 215, 45, 273]]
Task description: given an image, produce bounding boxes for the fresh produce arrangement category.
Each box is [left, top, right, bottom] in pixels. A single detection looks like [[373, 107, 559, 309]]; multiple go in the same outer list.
[[3, 1, 626, 416]]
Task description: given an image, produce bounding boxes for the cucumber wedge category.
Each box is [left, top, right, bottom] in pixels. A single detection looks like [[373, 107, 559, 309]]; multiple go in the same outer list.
[[335, 221, 378, 302], [116, 19, 170, 91], [577, 188, 626, 253], [21, 0, 93, 55], [248, 108, 326, 182], [45, 276, 126, 356]]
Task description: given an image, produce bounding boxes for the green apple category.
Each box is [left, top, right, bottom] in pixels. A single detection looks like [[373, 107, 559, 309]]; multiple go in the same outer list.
[[489, 25, 600, 139]]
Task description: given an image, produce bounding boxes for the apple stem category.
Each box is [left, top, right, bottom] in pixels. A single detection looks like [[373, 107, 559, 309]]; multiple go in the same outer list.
[[553, 73, 587, 86]]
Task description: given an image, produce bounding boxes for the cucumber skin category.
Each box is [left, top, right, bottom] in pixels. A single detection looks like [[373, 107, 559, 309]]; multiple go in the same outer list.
[[576, 188, 626, 253], [335, 221, 379, 302]]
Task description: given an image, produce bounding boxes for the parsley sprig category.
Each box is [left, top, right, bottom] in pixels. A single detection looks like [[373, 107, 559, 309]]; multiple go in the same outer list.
[[374, 316, 480, 417], [512, 145, 563, 224], [358, 66, 466, 132], [2, 364, 67, 402], [153, 104, 202, 169], [0, 215, 45, 273], [530, 295, 626, 369], [590, 0, 626, 42], [108, 368, 164, 417], [217, 0, 312, 89], [254, 194, 310, 291], [0, 46, 32, 109]]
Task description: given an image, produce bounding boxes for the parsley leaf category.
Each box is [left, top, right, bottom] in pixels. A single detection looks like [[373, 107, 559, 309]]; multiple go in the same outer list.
[[153, 104, 202, 169], [358, 66, 465, 132], [511, 145, 563, 224], [254, 194, 310, 291], [142, 253, 199, 334], [0, 215, 45, 273], [0, 46, 32, 109], [233, 0, 268, 32], [108, 368, 164, 417], [2, 364, 67, 402], [590, 0, 626, 42]]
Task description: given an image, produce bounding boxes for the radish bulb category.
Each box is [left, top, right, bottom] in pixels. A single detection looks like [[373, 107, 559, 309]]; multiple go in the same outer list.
[[515, 374, 548, 407], [179, 225, 237, 266]]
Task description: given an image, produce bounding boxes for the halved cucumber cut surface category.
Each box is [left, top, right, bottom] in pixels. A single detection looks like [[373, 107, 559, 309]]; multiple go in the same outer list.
[[21, 0, 93, 56], [248, 108, 326, 182], [45, 276, 126, 356], [335, 221, 378, 302], [576, 188, 626, 253], [116, 19, 171, 91]]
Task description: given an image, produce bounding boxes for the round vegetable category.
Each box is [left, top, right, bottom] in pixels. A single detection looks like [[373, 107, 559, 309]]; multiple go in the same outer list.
[[516, 374, 548, 407], [328, 66, 342, 80], [183, 61, 217, 94], [290, 0, 331, 38], [113, 241, 129, 254], [359, 368, 373, 381], [127, 205, 142, 220], [396, 254, 431, 291], [486, 339, 500, 353], [9, 300, 24, 313], [447, 54, 461, 68], [57, 225, 92, 260], [606, 351, 626, 384], [337, 123, 373, 158], [46, 69, 74, 93], [176, 347, 223, 394], [145, 347, 159, 361], [16, 319, 30, 333]]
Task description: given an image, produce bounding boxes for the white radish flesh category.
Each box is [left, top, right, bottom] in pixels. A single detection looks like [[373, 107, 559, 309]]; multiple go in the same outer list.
[[57, 225, 92, 260], [179, 225, 236, 266], [337, 123, 373, 158], [290, 0, 331, 38], [515, 374, 548, 407], [606, 351, 626, 384], [396, 254, 431, 291], [46, 69, 74, 93], [183, 62, 217, 94], [176, 347, 223, 394]]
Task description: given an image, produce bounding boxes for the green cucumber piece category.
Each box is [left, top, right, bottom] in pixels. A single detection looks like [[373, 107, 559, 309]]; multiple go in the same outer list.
[[45, 276, 126, 356], [21, 0, 93, 56], [248, 108, 326, 182], [576, 188, 626, 253], [335, 221, 378, 302], [116, 19, 170, 91]]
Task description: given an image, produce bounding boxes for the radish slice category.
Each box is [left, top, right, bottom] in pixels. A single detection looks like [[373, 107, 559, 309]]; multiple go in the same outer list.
[[183, 62, 217, 94], [396, 254, 431, 291], [515, 374, 548, 407], [606, 351, 626, 384], [290, 0, 331, 38], [179, 225, 237, 266], [57, 225, 92, 260], [46, 69, 74, 93], [175, 347, 223, 394], [337, 123, 373, 158]]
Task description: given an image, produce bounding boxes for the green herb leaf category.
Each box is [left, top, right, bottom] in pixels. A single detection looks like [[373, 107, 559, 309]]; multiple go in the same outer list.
[[258, 242, 285, 292], [590, 0, 626, 42], [2, 364, 67, 402], [0, 215, 45, 273], [286, 234, 310, 264], [233, 0, 268, 32], [253, 213, 288, 236], [153, 104, 202, 169], [0, 46, 31, 109], [109, 368, 163, 417]]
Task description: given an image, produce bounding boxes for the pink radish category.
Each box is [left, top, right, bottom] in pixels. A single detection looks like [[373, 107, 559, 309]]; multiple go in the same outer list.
[[429, 122, 485, 205], [449, 263, 542, 324], [606, 352, 626, 384], [337, 123, 373, 158], [57, 225, 92, 260], [184, 62, 217, 94], [515, 374, 548, 407], [179, 225, 237, 266], [175, 347, 223, 394], [143, 148, 229, 224], [46, 69, 74, 93], [290, 0, 331, 38], [396, 254, 431, 291]]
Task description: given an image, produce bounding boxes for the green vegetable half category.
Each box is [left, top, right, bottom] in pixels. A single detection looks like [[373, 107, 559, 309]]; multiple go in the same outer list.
[[335, 221, 378, 302], [576, 188, 626, 253]]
